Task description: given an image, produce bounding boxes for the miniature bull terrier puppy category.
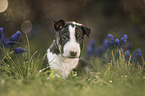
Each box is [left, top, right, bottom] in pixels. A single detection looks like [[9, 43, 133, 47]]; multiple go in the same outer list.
[[47, 19, 90, 79]]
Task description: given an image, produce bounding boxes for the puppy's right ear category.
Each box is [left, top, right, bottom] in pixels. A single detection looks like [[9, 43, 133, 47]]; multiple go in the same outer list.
[[53, 20, 65, 31]]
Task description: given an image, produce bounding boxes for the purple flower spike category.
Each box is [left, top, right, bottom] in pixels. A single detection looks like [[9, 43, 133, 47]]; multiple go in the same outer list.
[[107, 34, 114, 50], [108, 34, 113, 38], [108, 34, 114, 41], [0, 28, 3, 39], [125, 50, 130, 56], [121, 37, 125, 42], [10, 31, 21, 42], [103, 39, 109, 50], [124, 35, 127, 39], [120, 35, 127, 47], [85, 39, 96, 59], [14, 47, 27, 54], [132, 48, 142, 58], [121, 49, 123, 53], [90, 39, 96, 47], [114, 39, 119, 46], [1, 34, 8, 46], [125, 50, 130, 62], [131, 48, 142, 65], [5, 31, 21, 47]]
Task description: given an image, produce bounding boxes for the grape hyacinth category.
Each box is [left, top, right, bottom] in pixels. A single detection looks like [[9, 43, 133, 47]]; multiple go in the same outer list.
[[95, 46, 105, 57], [0, 34, 8, 46], [0, 28, 3, 39], [95, 39, 109, 58], [0, 28, 22, 49], [108, 34, 113, 39], [14, 47, 27, 54], [114, 39, 119, 48], [120, 49, 123, 53], [107, 34, 128, 50], [120, 35, 127, 47], [10, 31, 21, 42], [103, 39, 109, 50], [131, 48, 142, 65], [125, 50, 130, 62], [107, 34, 114, 50], [85, 39, 96, 60], [4, 31, 21, 47]]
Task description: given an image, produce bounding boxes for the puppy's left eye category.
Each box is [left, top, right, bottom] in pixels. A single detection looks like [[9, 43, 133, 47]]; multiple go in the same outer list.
[[61, 37, 68, 41], [78, 37, 83, 42]]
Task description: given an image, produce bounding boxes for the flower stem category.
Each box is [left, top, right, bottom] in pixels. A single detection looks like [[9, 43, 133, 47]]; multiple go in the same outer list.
[[25, 33, 30, 59]]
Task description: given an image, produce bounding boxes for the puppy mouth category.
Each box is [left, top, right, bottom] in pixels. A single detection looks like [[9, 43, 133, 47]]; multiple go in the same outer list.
[[66, 56, 79, 59], [61, 54, 79, 59]]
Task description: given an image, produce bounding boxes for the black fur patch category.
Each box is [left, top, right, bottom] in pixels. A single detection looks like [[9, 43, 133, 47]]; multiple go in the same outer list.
[[75, 26, 84, 51], [57, 24, 70, 54], [49, 40, 60, 55]]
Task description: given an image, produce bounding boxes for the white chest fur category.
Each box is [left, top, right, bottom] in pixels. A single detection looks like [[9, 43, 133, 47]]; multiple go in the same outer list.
[[47, 49, 79, 79]]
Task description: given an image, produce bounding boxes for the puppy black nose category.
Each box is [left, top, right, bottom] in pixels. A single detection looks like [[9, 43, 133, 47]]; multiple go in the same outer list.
[[70, 51, 77, 56]]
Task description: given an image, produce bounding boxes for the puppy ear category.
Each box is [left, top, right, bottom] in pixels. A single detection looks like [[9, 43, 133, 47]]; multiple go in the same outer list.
[[53, 20, 65, 31], [81, 26, 91, 38]]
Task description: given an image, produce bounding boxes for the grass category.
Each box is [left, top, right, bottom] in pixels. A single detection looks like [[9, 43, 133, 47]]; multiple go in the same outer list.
[[0, 34, 145, 96]]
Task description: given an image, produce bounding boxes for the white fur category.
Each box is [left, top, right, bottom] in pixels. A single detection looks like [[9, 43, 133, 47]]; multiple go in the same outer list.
[[47, 49, 79, 79], [72, 22, 83, 26], [47, 24, 81, 79], [62, 25, 80, 57]]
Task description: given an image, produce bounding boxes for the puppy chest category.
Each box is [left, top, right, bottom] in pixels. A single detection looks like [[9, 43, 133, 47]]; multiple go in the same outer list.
[[49, 56, 79, 72]]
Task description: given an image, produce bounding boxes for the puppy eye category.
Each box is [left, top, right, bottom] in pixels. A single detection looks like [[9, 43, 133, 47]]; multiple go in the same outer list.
[[78, 37, 83, 42], [61, 37, 68, 41]]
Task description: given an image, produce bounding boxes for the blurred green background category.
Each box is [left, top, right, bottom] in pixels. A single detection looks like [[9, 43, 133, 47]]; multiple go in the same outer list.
[[0, 0, 145, 56]]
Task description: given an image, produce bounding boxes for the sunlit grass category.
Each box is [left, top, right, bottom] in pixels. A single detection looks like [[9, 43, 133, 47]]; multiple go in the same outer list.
[[0, 33, 44, 80], [0, 34, 145, 96]]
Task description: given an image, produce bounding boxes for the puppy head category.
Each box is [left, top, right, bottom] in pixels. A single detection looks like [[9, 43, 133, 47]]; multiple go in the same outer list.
[[53, 19, 90, 58]]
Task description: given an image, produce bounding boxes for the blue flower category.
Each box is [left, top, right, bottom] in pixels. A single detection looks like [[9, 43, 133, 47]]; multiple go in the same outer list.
[[125, 50, 130, 56], [115, 49, 123, 60], [85, 39, 96, 60], [10, 31, 21, 42], [95, 46, 105, 57], [14, 47, 27, 54], [0, 34, 8, 46], [125, 50, 130, 62], [5, 31, 21, 47], [0, 29, 22, 48], [120, 35, 127, 47], [124, 35, 127, 39], [85, 39, 96, 59], [114, 39, 119, 46], [108, 34, 114, 41], [0, 28, 9, 46], [90, 39, 96, 47], [103, 39, 109, 50], [95, 39, 109, 58], [108, 34, 113, 38], [132, 48, 142, 60], [131, 48, 142, 65], [107, 34, 114, 50], [121, 37, 125, 43], [0, 28, 3, 39], [121, 49, 123, 53]]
